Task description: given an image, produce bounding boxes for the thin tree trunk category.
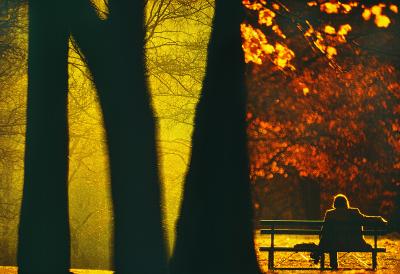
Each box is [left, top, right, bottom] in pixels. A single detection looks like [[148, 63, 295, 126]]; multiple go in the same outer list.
[[70, 1, 168, 273], [170, 1, 261, 274], [18, 2, 71, 273], [394, 187, 400, 232]]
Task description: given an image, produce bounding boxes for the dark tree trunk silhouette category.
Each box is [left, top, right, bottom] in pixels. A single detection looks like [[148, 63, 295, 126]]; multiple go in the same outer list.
[[394, 187, 400, 232], [170, 1, 261, 274], [18, 2, 71, 273], [299, 179, 321, 219], [69, 1, 168, 273]]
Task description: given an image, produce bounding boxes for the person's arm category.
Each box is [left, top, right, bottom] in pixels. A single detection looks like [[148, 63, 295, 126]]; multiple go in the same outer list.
[[321, 210, 332, 236], [319, 210, 335, 247], [357, 208, 387, 226]]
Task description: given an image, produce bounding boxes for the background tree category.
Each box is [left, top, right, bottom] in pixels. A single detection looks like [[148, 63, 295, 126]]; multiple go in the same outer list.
[[0, 0, 27, 265]]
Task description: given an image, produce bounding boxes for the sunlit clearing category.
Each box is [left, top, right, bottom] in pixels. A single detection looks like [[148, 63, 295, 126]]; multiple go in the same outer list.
[[144, 0, 214, 253]]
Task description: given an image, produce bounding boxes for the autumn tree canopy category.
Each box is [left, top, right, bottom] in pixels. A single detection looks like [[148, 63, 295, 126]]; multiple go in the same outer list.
[[242, 0, 400, 220]]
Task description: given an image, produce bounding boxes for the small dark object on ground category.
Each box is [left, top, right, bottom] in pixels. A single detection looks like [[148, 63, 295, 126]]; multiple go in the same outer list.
[[310, 251, 320, 264], [293, 243, 320, 264]]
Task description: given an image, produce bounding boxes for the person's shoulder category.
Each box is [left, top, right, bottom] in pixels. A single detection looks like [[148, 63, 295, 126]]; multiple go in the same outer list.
[[349, 207, 362, 214], [348, 207, 364, 219], [324, 208, 335, 218]]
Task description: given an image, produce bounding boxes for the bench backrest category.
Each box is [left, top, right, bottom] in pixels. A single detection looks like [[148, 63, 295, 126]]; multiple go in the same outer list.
[[259, 220, 386, 230], [259, 219, 387, 235], [259, 220, 387, 249]]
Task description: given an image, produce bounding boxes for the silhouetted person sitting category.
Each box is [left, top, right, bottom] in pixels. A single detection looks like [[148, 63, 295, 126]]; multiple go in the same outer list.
[[311, 194, 387, 269]]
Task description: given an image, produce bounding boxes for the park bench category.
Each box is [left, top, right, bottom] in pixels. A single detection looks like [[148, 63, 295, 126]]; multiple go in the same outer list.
[[258, 220, 387, 270]]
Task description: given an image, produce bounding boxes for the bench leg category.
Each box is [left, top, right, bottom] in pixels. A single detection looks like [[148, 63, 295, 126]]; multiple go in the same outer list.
[[372, 251, 377, 270], [268, 251, 274, 270], [320, 253, 325, 270]]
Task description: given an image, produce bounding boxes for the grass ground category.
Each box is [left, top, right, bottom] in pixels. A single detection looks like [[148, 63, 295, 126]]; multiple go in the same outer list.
[[1, 232, 398, 273]]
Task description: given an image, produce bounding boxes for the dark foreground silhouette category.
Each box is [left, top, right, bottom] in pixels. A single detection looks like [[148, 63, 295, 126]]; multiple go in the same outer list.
[[18, 1, 259, 274], [169, 1, 261, 274], [19, 1, 167, 274], [18, 2, 71, 273]]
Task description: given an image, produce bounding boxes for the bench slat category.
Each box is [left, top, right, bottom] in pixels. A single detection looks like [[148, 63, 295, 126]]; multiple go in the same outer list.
[[260, 229, 387, 236], [259, 219, 387, 229], [259, 247, 386, 252], [260, 220, 323, 226], [260, 229, 320, 235]]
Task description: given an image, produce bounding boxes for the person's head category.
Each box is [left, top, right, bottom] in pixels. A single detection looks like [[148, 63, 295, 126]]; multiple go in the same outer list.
[[333, 194, 349, 209]]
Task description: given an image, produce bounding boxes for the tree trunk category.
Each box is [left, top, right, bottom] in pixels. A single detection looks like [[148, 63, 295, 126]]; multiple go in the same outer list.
[[170, 1, 261, 274], [70, 1, 168, 273], [299, 178, 321, 219], [393, 185, 400, 232], [18, 2, 71, 273]]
